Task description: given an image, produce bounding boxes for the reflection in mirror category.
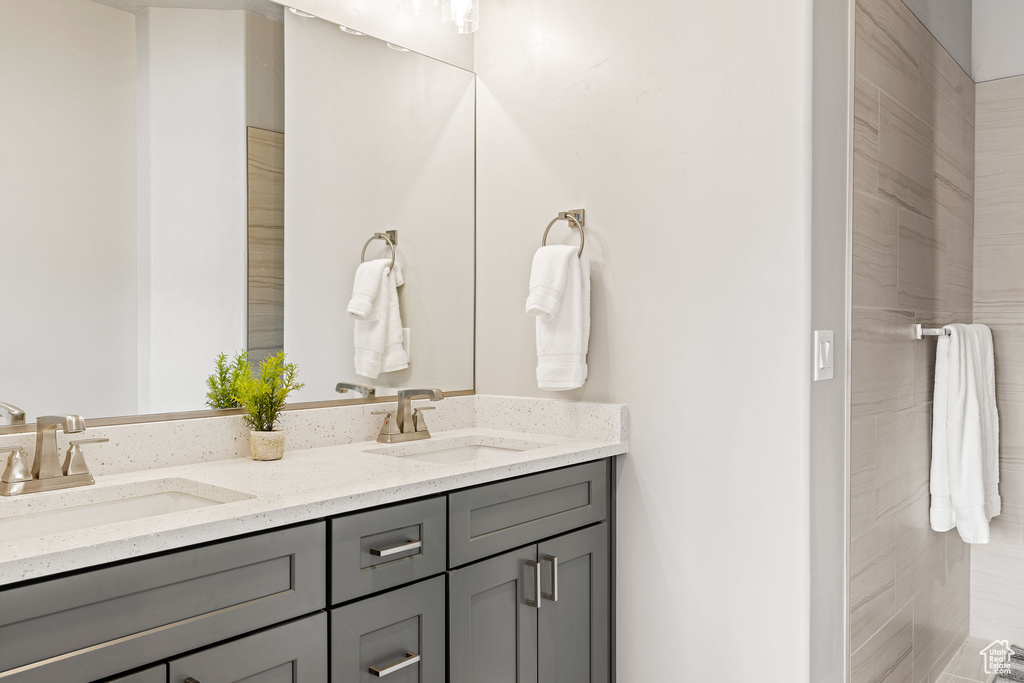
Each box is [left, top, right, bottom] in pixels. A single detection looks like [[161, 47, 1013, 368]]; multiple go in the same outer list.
[[283, 11, 475, 403], [0, 0, 475, 426]]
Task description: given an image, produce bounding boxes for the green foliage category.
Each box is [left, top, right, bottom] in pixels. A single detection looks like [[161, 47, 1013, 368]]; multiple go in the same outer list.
[[206, 351, 250, 410], [235, 351, 305, 432]]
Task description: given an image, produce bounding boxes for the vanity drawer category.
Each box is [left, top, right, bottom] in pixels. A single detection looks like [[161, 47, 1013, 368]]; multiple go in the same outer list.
[[330, 576, 445, 683], [106, 666, 167, 683], [169, 612, 327, 683], [448, 460, 609, 567], [329, 497, 446, 605], [0, 522, 326, 683]]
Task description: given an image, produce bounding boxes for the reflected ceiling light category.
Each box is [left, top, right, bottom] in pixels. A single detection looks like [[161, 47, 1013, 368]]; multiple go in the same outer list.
[[339, 25, 365, 35], [398, 0, 437, 15], [386, 42, 410, 52], [441, 0, 478, 34], [288, 7, 315, 18]]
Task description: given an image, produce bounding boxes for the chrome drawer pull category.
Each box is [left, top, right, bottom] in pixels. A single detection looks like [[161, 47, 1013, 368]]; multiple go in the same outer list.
[[542, 554, 558, 602], [370, 539, 422, 557], [525, 559, 542, 608], [369, 651, 421, 677]]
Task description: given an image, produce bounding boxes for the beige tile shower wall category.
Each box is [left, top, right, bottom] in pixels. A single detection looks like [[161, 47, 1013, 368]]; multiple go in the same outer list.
[[970, 74, 1024, 647], [851, 0, 975, 680]]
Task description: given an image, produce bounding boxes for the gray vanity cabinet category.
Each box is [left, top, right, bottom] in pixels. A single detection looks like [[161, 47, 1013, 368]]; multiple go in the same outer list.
[[167, 612, 328, 683], [106, 666, 167, 683], [537, 524, 610, 683], [448, 523, 610, 683], [330, 576, 446, 683]]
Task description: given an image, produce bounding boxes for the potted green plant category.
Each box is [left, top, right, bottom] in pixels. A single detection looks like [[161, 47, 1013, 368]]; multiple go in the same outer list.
[[234, 352, 305, 461]]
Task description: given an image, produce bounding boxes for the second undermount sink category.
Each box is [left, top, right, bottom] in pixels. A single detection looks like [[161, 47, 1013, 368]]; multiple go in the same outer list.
[[0, 479, 252, 544], [365, 435, 553, 464]]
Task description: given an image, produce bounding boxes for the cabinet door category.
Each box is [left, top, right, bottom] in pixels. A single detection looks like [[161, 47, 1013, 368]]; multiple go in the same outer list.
[[449, 546, 539, 683], [331, 576, 445, 683], [537, 524, 610, 683], [168, 612, 327, 683]]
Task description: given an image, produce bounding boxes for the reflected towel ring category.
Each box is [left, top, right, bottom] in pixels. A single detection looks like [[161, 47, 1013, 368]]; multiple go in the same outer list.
[[360, 232, 396, 272], [541, 212, 585, 257]]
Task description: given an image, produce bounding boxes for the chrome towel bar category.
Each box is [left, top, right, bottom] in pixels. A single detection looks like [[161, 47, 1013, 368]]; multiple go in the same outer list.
[[914, 324, 951, 339], [541, 209, 586, 257]]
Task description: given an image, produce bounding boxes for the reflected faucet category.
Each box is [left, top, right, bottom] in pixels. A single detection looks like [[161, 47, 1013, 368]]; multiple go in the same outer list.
[[336, 383, 376, 399], [0, 402, 25, 426]]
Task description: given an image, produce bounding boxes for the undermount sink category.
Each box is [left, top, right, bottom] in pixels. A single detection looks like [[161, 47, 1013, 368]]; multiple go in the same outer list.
[[0, 479, 251, 544], [366, 435, 552, 464]]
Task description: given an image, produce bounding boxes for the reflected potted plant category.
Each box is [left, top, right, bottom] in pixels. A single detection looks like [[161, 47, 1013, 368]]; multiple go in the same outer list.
[[205, 351, 250, 410]]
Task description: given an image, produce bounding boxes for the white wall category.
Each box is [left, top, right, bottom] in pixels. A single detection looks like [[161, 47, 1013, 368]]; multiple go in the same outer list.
[[137, 8, 250, 413], [473, 0, 814, 679], [270, 0, 473, 71], [903, 0, 973, 75], [0, 0, 139, 421], [973, 0, 1024, 82], [284, 12, 476, 402]]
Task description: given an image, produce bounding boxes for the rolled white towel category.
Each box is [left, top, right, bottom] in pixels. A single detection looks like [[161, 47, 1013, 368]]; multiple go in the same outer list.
[[526, 245, 578, 320], [347, 259, 391, 319]]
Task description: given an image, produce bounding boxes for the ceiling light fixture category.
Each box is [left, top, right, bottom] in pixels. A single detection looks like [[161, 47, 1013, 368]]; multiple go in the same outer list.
[[339, 25, 365, 35], [386, 43, 410, 52], [441, 0, 478, 34], [288, 7, 315, 18], [398, 0, 438, 16]]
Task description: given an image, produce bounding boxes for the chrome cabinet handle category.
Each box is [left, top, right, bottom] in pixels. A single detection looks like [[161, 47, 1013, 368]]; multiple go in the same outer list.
[[369, 651, 421, 677], [370, 539, 422, 557], [542, 554, 558, 602], [525, 559, 542, 608]]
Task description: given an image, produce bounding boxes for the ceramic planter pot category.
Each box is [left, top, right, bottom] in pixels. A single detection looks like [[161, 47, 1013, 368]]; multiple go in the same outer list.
[[250, 429, 285, 461]]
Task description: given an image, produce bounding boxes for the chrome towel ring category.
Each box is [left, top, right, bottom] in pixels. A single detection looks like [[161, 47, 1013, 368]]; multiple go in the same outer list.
[[361, 232, 396, 272], [541, 209, 586, 257]]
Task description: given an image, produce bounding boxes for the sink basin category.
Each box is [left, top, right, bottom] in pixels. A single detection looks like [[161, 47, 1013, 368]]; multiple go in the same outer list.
[[0, 479, 251, 544], [366, 435, 552, 464]]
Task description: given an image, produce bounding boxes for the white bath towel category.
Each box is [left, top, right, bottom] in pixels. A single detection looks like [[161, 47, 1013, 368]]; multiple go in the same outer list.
[[930, 323, 1000, 543], [347, 259, 390, 319], [351, 260, 408, 378], [526, 246, 590, 390]]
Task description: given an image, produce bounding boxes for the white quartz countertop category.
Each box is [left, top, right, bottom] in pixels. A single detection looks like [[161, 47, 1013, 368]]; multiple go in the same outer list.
[[0, 425, 625, 585]]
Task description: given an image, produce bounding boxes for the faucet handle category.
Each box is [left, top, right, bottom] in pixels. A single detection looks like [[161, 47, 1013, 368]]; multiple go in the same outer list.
[[1, 448, 31, 484], [64, 438, 107, 477]]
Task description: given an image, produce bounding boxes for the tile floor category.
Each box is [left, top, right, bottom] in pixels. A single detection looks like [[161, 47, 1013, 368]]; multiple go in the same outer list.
[[938, 636, 1014, 682]]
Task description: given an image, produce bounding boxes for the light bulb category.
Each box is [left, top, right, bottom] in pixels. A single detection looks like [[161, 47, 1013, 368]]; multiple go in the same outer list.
[[386, 43, 410, 52], [339, 25, 365, 35], [441, 0, 478, 33], [288, 7, 315, 18], [398, 0, 437, 16]]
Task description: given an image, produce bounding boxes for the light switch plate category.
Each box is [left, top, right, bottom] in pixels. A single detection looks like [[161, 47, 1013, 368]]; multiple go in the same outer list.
[[814, 330, 834, 381]]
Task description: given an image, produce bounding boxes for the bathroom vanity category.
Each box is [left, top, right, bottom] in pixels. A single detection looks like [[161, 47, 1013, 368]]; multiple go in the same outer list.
[[0, 396, 626, 683]]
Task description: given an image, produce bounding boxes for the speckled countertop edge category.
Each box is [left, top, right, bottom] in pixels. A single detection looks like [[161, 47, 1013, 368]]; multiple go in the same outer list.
[[0, 427, 626, 585]]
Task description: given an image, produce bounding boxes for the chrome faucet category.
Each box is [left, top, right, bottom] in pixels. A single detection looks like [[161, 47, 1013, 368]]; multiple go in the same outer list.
[[1, 415, 105, 496], [336, 382, 376, 399], [374, 389, 444, 443], [0, 402, 25, 426]]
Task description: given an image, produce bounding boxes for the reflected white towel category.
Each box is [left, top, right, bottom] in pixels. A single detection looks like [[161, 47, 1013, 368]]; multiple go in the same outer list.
[[930, 323, 1001, 543], [347, 259, 389, 319], [351, 260, 408, 378], [526, 246, 590, 390]]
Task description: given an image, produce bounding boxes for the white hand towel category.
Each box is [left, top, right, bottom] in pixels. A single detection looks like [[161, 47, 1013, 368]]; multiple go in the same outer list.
[[382, 264, 409, 373], [930, 323, 1001, 543], [526, 246, 590, 390], [351, 260, 408, 378], [526, 245, 577, 320], [347, 259, 390, 319]]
